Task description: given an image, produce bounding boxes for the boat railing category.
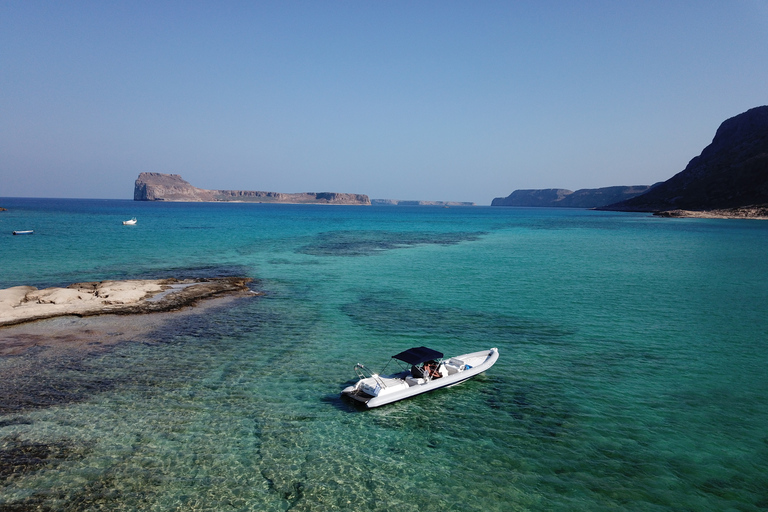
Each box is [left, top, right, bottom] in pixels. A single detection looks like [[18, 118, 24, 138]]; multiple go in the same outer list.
[[354, 363, 388, 389]]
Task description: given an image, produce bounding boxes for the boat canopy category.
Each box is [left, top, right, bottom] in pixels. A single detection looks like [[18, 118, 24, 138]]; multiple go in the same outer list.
[[392, 346, 444, 365]]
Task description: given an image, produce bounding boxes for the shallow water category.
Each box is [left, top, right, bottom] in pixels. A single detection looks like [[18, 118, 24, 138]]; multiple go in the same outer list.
[[1, 198, 767, 510]]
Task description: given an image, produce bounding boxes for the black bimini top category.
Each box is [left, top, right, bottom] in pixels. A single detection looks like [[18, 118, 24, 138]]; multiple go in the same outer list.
[[392, 346, 444, 365]]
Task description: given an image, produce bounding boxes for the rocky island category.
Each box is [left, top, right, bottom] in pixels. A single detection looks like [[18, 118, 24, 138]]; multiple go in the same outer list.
[[134, 172, 370, 205]]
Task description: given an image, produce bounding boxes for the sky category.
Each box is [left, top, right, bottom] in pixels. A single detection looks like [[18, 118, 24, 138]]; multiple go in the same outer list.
[[2, 1, 767, 204]]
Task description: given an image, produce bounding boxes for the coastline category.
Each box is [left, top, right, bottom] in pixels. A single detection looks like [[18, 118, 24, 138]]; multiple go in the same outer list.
[[0, 277, 257, 328], [652, 205, 768, 219]]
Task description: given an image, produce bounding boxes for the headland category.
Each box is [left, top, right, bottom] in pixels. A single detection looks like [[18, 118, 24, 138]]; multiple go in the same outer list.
[[491, 105, 768, 217]]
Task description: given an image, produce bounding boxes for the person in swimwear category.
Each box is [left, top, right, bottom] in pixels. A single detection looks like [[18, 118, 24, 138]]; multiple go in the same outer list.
[[423, 360, 442, 379]]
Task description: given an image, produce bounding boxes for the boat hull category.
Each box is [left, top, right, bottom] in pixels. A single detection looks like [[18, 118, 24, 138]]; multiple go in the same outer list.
[[341, 348, 498, 408]]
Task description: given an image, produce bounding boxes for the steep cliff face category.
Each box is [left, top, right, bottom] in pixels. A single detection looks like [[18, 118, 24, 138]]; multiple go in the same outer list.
[[134, 173, 371, 205], [134, 173, 215, 201], [605, 105, 768, 211], [491, 186, 653, 208]]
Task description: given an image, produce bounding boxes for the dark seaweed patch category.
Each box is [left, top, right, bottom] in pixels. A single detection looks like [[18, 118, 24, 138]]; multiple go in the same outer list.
[[341, 294, 573, 343], [0, 497, 54, 512], [480, 381, 573, 439], [268, 258, 323, 266], [0, 418, 32, 428], [0, 350, 121, 414], [298, 230, 485, 257], [0, 436, 79, 480]]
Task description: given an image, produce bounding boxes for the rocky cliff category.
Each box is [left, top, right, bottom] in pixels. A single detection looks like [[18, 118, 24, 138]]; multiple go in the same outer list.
[[491, 186, 654, 208], [134, 173, 371, 205], [603, 105, 768, 212]]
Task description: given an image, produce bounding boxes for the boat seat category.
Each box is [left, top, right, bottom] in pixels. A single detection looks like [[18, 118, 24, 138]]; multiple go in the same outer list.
[[405, 376, 425, 386], [411, 365, 425, 378], [444, 363, 461, 375]]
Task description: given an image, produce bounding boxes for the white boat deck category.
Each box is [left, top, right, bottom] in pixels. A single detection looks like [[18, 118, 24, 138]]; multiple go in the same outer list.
[[343, 348, 499, 407]]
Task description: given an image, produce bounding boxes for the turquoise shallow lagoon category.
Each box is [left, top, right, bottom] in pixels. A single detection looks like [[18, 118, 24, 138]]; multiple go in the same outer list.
[[1, 198, 767, 511]]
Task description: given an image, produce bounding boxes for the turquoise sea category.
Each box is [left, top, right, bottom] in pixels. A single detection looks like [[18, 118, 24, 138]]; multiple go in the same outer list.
[[1, 198, 767, 511]]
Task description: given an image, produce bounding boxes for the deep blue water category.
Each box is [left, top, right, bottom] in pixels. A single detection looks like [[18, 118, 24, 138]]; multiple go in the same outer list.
[[1, 198, 767, 511]]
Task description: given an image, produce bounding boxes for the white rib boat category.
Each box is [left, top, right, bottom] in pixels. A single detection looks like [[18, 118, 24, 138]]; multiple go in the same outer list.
[[122, 218, 137, 225], [341, 346, 499, 408]]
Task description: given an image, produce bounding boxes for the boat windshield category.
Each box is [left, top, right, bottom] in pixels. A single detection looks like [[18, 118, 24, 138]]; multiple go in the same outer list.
[[392, 346, 444, 365]]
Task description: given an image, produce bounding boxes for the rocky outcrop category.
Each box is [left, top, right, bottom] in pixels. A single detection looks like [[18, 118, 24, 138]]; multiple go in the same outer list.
[[0, 277, 256, 327], [491, 186, 654, 208], [371, 199, 475, 206], [604, 106, 768, 212], [134, 173, 371, 205]]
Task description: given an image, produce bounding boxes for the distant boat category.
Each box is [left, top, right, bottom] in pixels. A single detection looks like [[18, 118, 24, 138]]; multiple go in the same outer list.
[[122, 218, 137, 225], [12, 230, 34, 235]]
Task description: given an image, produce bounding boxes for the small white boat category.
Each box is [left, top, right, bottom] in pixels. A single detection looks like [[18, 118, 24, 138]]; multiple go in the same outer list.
[[12, 230, 34, 235], [122, 218, 137, 225], [341, 346, 499, 408]]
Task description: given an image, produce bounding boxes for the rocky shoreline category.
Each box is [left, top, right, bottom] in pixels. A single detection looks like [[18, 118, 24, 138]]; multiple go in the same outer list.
[[0, 277, 257, 327], [652, 205, 768, 219]]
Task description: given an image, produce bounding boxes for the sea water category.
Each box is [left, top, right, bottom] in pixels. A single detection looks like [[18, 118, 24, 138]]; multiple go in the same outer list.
[[0, 198, 767, 511]]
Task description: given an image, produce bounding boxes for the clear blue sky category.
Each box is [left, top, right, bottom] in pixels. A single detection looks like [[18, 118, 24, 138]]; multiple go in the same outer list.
[[2, 1, 767, 204]]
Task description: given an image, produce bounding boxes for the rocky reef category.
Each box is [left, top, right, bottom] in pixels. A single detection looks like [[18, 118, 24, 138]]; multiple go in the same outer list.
[[604, 105, 768, 212], [0, 277, 256, 327], [491, 186, 654, 208], [134, 173, 371, 205]]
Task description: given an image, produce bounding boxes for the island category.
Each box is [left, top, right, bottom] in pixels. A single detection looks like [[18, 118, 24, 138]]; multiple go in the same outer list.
[[134, 172, 371, 205], [0, 277, 256, 327]]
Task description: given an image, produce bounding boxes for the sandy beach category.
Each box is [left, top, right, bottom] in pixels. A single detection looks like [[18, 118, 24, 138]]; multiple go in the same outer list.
[[0, 277, 256, 328]]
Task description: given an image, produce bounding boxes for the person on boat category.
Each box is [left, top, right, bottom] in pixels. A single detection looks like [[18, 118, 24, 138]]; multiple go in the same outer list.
[[423, 361, 442, 379]]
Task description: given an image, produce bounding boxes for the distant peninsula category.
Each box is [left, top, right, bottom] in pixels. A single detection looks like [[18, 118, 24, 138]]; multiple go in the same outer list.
[[371, 199, 475, 206], [134, 173, 371, 205], [491, 186, 653, 208]]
